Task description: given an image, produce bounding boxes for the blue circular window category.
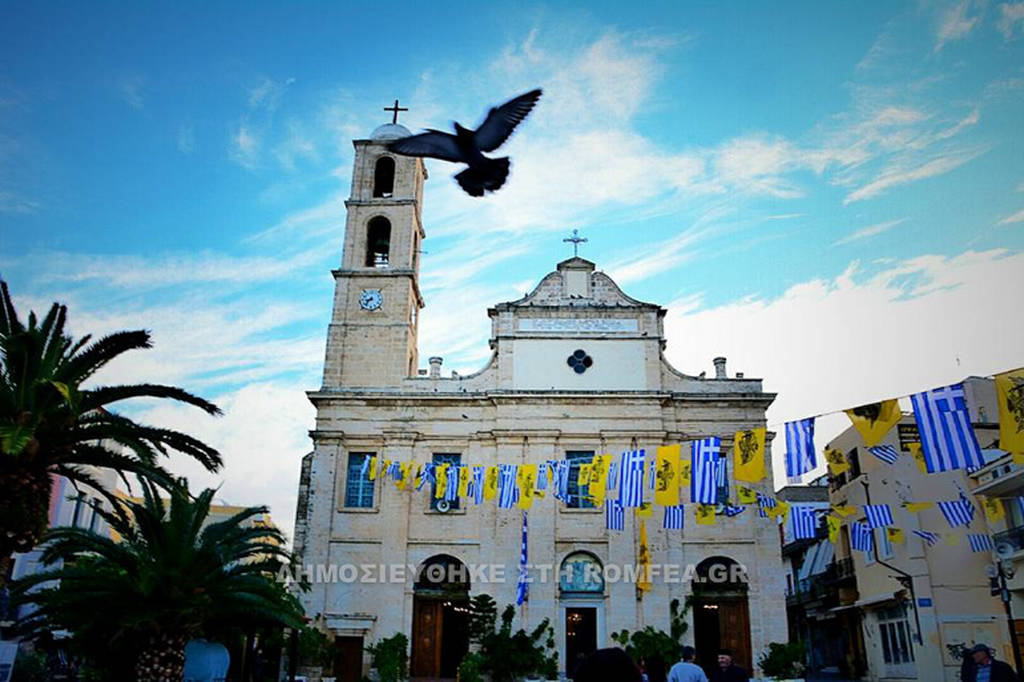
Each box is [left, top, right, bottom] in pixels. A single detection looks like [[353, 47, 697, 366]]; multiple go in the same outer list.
[[566, 349, 593, 374]]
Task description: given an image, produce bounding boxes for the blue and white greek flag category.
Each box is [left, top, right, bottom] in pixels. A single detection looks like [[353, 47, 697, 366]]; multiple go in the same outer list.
[[360, 455, 371, 478], [498, 464, 519, 508], [785, 418, 817, 477], [386, 461, 402, 480], [968, 534, 993, 553], [417, 463, 435, 491], [722, 505, 747, 517], [912, 530, 940, 547], [959, 490, 976, 522], [911, 383, 984, 473], [663, 505, 685, 530], [791, 505, 818, 540], [691, 438, 721, 505], [864, 504, 895, 529], [868, 445, 900, 465], [606, 500, 625, 531], [445, 465, 460, 501], [757, 494, 777, 518], [552, 461, 569, 501], [472, 466, 485, 505], [850, 521, 874, 552], [617, 449, 646, 508], [606, 460, 619, 491], [536, 462, 549, 491], [516, 512, 529, 605], [938, 499, 973, 528]]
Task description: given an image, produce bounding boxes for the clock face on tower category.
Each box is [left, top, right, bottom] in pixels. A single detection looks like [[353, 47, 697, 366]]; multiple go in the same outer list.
[[359, 289, 383, 311]]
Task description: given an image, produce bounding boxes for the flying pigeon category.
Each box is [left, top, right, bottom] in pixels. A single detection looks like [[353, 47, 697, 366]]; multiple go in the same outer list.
[[387, 88, 542, 197]]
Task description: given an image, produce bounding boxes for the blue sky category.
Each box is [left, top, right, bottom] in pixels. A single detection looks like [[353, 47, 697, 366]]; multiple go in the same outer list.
[[2, 1, 1023, 535]]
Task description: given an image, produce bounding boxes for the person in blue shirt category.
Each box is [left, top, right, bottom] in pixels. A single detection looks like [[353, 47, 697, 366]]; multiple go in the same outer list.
[[668, 646, 708, 682]]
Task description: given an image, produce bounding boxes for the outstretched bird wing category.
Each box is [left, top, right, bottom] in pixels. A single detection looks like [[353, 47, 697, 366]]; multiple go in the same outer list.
[[473, 88, 542, 152], [388, 130, 464, 162]]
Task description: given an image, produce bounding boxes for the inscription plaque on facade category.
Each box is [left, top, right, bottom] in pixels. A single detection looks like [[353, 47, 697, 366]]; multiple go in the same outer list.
[[518, 318, 638, 333]]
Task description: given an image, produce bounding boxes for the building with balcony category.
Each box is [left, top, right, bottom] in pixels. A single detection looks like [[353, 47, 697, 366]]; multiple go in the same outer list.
[[969, 450, 1024, 667], [827, 376, 1010, 680]]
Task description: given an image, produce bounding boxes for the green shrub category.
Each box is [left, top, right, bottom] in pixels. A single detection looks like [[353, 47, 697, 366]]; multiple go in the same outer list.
[[758, 641, 806, 679], [366, 632, 409, 682], [609, 597, 691, 667], [465, 593, 558, 682]]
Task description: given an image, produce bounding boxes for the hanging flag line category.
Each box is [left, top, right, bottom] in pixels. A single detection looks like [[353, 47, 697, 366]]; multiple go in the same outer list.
[[759, 364, 1024, 431]]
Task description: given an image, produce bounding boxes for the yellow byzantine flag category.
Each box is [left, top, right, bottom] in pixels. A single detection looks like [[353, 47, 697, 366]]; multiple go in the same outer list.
[[654, 445, 682, 506], [637, 502, 654, 519], [825, 447, 849, 476], [517, 464, 537, 510], [886, 527, 905, 545], [737, 485, 758, 505], [733, 428, 766, 483], [904, 501, 933, 513], [637, 522, 652, 594], [996, 369, 1024, 454], [367, 455, 378, 481], [908, 443, 928, 474], [578, 463, 592, 487], [983, 496, 1005, 523], [831, 504, 857, 518], [458, 466, 472, 498], [696, 504, 716, 525], [680, 459, 692, 490], [435, 463, 449, 499], [827, 516, 842, 544], [589, 455, 611, 507], [845, 399, 902, 448], [397, 462, 413, 490], [765, 500, 790, 522], [412, 465, 424, 490], [483, 466, 499, 501]]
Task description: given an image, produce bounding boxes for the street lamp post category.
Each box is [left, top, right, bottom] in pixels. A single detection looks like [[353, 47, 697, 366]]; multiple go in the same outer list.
[[988, 560, 1024, 674]]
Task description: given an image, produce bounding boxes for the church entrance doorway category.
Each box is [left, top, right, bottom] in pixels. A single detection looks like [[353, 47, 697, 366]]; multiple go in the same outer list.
[[692, 556, 752, 674], [565, 607, 597, 672], [410, 555, 470, 680]]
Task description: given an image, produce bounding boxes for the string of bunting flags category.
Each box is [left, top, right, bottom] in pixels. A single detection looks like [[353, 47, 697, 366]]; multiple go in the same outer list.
[[357, 367, 1024, 552]]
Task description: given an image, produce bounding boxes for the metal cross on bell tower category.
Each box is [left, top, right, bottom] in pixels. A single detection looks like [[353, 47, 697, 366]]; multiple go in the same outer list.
[[562, 229, 588, 257], [383, 99, 408, 125]]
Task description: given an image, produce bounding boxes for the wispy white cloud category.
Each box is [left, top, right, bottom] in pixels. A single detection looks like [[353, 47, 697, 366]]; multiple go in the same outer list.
[[119, 75, 146, 109], [997, 2, 1024, 39], [998, 208, 1024, 225], [833, 218, 907, 246], [843, 148, 985, 204], [663, 248, 1024, 485], [0, 189, 38, 214], [231, 123, 260, 168], [935, 1, 980, 51]]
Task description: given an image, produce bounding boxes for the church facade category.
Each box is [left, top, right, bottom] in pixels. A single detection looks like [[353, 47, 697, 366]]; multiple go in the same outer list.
[[292, 121, 788, 680]]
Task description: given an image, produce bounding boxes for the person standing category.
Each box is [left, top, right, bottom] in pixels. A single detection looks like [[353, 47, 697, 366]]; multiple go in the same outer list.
[[961, 644, 1019, 682], [709, 650, 749, 682], [668, 646, 708, 682]]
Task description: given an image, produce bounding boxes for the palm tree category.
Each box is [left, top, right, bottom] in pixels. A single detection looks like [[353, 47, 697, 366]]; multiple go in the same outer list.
[[0, 280, 222, 585], [13, 482, 305, 681]]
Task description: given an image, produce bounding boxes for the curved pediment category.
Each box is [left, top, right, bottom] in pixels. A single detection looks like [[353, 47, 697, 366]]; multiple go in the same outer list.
[[494, 257, 660, 311]]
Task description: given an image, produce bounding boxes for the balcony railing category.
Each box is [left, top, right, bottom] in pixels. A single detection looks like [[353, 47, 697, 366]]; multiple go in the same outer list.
[[993, 526, 1024, 555], [833, 557, 856, 582], [786, 564, 839, 606]]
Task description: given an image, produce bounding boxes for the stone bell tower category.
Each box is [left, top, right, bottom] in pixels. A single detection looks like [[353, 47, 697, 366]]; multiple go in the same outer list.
[[321, 116, 426, 389]]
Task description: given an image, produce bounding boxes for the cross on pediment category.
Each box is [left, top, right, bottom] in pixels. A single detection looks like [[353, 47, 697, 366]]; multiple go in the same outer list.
[[563, 229, 587, 257]]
